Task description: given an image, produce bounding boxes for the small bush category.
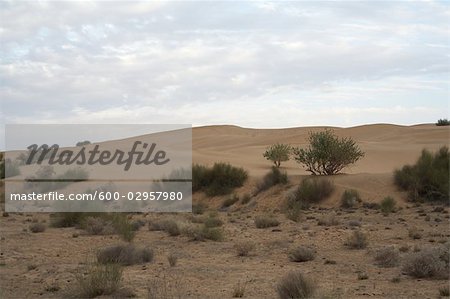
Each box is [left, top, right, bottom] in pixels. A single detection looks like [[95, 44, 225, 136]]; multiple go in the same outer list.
[[293, 129, 364, 175], [263, 143, 292, 167], [374, 246, 400, 267], [256, 167, 288, 194], [203, 216, 223, 228], [408, 227, 422, 240], [286, 178, 334, 210], [74, 263, 122, 298], [380, 196, 396, 214], [317, 214, 339, 226], [50, 212, 89, 228], [111, 214, 135, 242], [276, 271, 315, 299], [288, 246, 315, 262], [82, 217, 114, 235], [183, 225, 224, 242], [192, 163, 248, 196], [232, 281, 246, 298], [358, 272, 369, 280], [192, 203, 207, 215], [402, 245, 449, 279], [222, 194, 240, 208], [241, 194, 252, 205], [235, 241, 255, 257], [436, 119, 450, 126], [149, 219, 180, 236], [341, 189, 361, 208], [167, 252, 177, 267], [345, 230, 368, 249], [439, 286, 450, 297], [29, 223, 46, 233], [0, 158, 20, 179], [394, 146, 449, 202], [255, 215, 280, 228], [97, 244, 153, 266]]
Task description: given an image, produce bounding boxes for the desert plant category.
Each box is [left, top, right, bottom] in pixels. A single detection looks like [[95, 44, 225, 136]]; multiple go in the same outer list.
[[50, 212, 90, 227], [0, 158, 20, 179], [402, 245, 449, 279], [276, 271, 315, 299], [317, 214, 339, 226], [74, 263, 122, 298], [286, 178, 334, 210], [241, 193, 252, 204], [394, 146, 449, 202], [222, 194, 240, 208], [111, 214, 135, 242], [288, 246, 315, 262], [380, 196, 396, 214], [183, 225, 224, 241], [436, 118, 450, 126], [341, 189, 361, 208], [408, 227, 422, 240], [82, 216, 114, 235], [255, 215, 280, 228], [76, 140, 91, 146], [235, 241, 255, 257], [192, 163, 248, 196], [29, 223, 46, 233], [263, 143, 292, 167], [192, 202, 207, 215], [167, 252, 178, 267], [345, 230, 368, 249], [203, 216, 223, 228], [293, 129, 364, 175], [232, 281, 246, 298], [97, 244, 153, 266], [439, 286, 450, 297], [256, 167, 288, 194], [374, 246, 400, 267], [149, 219, 180, 236]]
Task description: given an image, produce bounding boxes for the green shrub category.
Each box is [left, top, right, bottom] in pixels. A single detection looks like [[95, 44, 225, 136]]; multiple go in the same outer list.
[[203, 216, 223, 228], [255, 215, 280, 228], [276, 271, 315, 299], [97, 244, 153, 266], [345, 230, 368, 249], [74, 263, 122, 298], [183, 225, 224, 241], [111, 214, 135, 242], [256, 167, 288, 194], [288, 246, 315, 262], [50, 212, 90, 227], [293, 129, 364, 175], [380, 196, 396, 214], [192, 163, 248, 196], [222, 194, 240, 208], [341, 189, 361, 208], [394, 146, 449, 202], [148, 219, 180, 236], [436, 119, 450, 126], [286, 178, 334, 210], [263, 143, 292, 167]]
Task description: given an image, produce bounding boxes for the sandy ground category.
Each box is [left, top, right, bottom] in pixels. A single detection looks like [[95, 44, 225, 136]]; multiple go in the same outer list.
[[0, 124, 449, 298]]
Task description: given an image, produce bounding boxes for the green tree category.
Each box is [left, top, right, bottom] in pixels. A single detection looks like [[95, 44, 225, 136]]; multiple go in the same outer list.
[[293, 130, 364, 175], [263, 143, 292, 167]]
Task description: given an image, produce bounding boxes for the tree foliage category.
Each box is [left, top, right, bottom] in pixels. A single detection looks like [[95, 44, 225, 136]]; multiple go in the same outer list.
[[293, 130, 364, 175], [263, 143, 292, 167], [436, 119, 450, 126]]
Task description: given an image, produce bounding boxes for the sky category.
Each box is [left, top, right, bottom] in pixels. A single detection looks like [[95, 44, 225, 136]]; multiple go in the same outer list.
[[1, 1, 449, 143]]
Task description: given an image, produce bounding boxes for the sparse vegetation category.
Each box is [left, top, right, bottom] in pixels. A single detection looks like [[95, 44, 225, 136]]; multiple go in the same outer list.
[[74, 263, 122, 298], [183, 225, 224, 242], [256, 166, 288, 194], [341, 189, 361, 208], [402, 245, 449, 279], [436, 118, 450, 126], [374, 246, 400, 267], [380, 196, 396, 214], [293, 129, 364, 175], [394, 146, 449, 202], [408, 227, 422, 240], [149, 219, 180, 236], [192, 163, 248, 196], [276, 271, 315, 299], [255, 215, 280, 228], [345, 230, 368, 249], [232, 281, 246, 298], [317, 214, 339, 226], [97, 244, 153, 266], [286, 178, 334, 210], [235, 241, 255, 257], [167, 252, 178, 267], [263, 143, 292, 167], [192, 202, 207, 215], [222, 194, 240, 208], [439, 286, 450, 297], [29, 223, 46, 233], [0, 158, 20, 179], [288, 246, 315, 262]]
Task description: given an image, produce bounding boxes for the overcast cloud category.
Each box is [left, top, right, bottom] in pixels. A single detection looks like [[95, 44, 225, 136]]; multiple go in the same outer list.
[[1, 1, 449, 141]]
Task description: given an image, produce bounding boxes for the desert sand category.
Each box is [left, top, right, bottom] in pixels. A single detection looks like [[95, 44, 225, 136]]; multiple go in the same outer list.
[[0, 124, 449, 298]]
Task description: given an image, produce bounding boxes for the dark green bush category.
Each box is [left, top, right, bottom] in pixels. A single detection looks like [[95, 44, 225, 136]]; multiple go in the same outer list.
[[340, 189, 361, 208], [192, 163, 248, 196], [286, 178, 334, 210], [436, 119, 450, 126], [394, 146, 449, 202], [293, 129, 364, 175], [256, 167, 288, 194], [380, 196, 396, 214]]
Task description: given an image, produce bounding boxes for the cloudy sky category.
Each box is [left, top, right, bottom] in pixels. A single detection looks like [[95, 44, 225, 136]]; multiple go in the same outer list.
[[1, 1, 449, 137]]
